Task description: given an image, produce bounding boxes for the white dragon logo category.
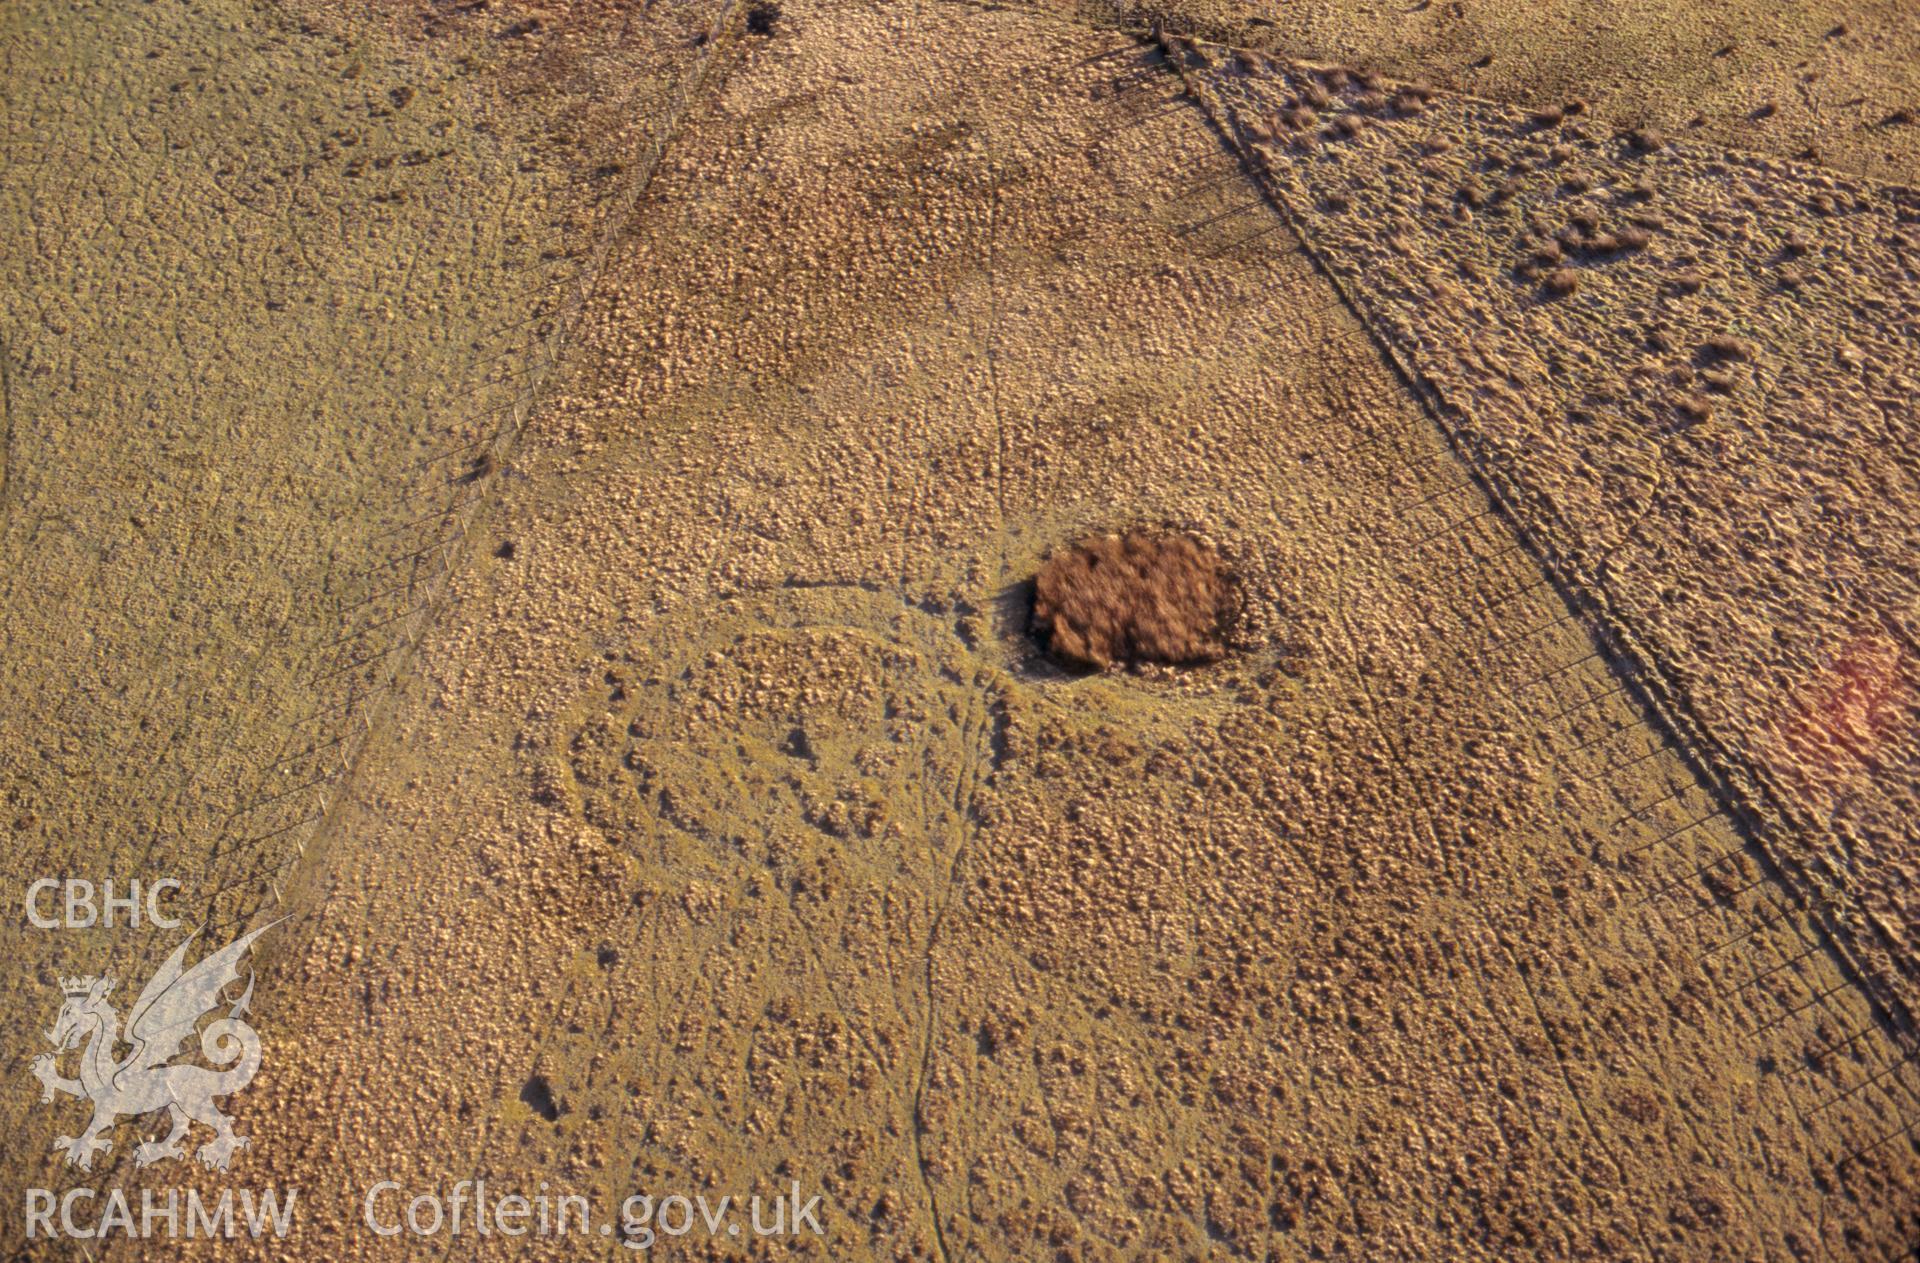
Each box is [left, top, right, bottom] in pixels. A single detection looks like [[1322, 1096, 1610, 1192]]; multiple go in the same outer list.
[[29, 922, 276, 1172]]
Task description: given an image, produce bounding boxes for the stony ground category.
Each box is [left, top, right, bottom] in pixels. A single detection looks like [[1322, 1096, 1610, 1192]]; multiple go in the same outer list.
[[3, 0, 1918, 1260], [0, 0, 723, 1216], [1187, 24, 1920, 1137], [1094, 0, 1920, 184]]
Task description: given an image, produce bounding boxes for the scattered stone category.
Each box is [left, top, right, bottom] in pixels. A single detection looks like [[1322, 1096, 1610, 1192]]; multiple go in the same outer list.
[[1543, 267, 1580, 296], [1674, 394, 1714, 423], [1700, 334, 1754, 362]]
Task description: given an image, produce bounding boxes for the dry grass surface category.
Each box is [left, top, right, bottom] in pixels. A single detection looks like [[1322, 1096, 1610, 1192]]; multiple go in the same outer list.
[[1087, 0, 1920, 185], [0, 0, 726, 1225], [1031, 530, 1233, 669], [1188, 46, 1920, 1048], [124, 4, 1911, 1259], [6, 0, 1920, 1260]]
